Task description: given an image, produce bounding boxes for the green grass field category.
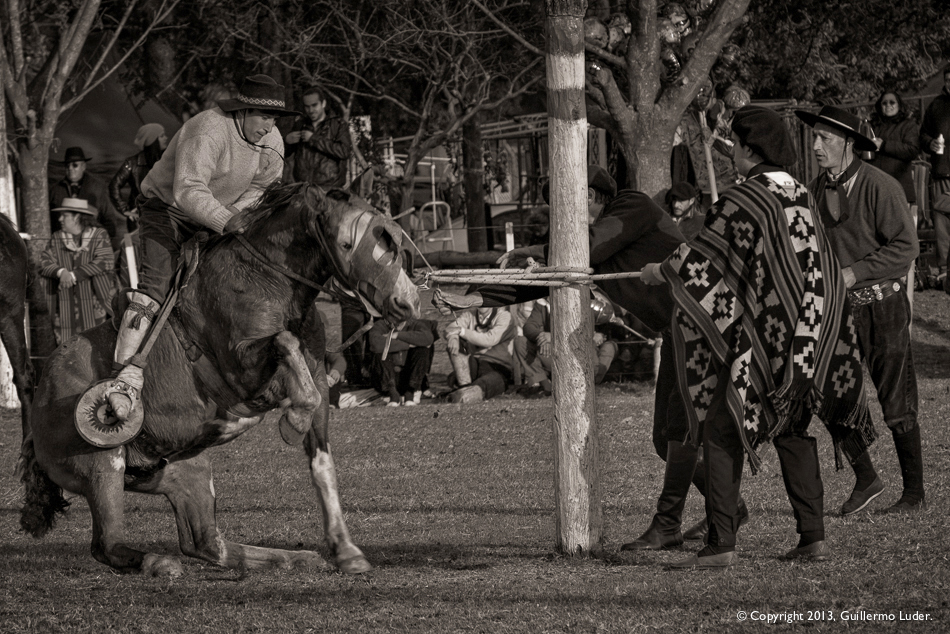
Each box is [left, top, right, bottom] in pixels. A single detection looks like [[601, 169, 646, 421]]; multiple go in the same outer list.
[[0, 291, 948, 633]]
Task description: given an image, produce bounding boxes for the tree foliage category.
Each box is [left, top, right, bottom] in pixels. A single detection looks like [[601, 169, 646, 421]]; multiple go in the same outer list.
[[736, 0, 950, 103]]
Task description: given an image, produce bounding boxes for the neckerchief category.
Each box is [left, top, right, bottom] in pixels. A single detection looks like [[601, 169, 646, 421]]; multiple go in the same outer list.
[[61, 228, 95, 253], [816, 158, 862, 225]]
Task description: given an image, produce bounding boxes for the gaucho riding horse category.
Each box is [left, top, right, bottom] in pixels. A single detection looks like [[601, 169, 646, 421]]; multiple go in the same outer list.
[[19, 182, 420, 576]]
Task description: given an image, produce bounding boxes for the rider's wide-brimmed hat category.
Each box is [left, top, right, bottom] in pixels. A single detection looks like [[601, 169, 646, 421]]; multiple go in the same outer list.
[[795, 105, 877, 153], [52, 197, 98, 217], [217, 74, 299, 116]]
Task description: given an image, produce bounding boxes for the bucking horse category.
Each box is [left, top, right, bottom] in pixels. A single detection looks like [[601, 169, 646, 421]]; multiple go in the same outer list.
[[19, 182, 420, 576]]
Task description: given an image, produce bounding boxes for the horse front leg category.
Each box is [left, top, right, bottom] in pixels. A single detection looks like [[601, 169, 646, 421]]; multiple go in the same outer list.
[[137, 453, 331, 572], [267, 330, 370, 573], [305, 413, 372, 574]]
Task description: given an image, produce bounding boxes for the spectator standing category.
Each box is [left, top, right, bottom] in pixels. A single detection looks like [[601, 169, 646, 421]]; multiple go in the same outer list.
[[664, 181, 705, 241], [39, 198, 117, 345], [284, 86, 353, 189], [367, 318, 439, 406], [109, 124, 169, 234], [673, 78, 739, 206], [439, 307, 515, 404], [869, 92, 920, 213], [50, 146, 125, 249], [797, 105, 924, 515], [920, 66, 950, 286]]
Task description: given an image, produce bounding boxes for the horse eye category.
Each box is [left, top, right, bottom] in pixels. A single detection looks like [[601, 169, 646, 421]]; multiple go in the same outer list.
[[341, 242, 353, 250]]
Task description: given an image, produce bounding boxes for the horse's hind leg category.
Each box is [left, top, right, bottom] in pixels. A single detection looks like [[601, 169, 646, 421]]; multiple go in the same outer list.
[[141, 453, 331, 571]]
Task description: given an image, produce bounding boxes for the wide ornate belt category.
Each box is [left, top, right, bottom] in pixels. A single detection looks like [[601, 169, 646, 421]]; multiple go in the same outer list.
[[848, 280, 903, 307]]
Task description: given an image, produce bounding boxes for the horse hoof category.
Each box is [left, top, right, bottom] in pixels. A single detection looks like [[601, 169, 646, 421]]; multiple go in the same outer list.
[[337, 554, 372, 575], [142, 553, 184, 578]]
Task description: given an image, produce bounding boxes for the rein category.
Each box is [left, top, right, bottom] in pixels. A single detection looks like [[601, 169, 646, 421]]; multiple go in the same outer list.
[[233, 233, 375, 353]]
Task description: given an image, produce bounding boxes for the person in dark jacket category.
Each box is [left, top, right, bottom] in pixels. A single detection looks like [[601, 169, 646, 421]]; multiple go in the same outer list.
[[868, 91, 919, 209], [49, 146, 124, 248], [109, 124, 169, 233], [920, 66, 950, 284], [665, 181, 706, 241], [284, 86, 353, 189], [367, 318, 439, 406]]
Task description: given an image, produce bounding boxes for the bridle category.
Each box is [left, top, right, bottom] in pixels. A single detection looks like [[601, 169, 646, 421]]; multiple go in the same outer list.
[[232, 204, 387, 351]]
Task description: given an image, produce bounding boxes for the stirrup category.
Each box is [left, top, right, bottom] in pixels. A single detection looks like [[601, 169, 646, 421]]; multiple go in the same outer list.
[[74, 378, 145, 448]]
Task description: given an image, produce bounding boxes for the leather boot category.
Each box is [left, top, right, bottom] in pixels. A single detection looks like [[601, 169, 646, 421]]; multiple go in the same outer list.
[[887, 426, 926, 513], [683, 498, 749, 542], [840, 449, 885, 516], [621, 441, 696, 550], [107, 292, 160, 422]]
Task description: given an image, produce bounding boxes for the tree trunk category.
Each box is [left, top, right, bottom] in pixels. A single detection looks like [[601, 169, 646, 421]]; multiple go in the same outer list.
[[462, 116, 488, 253], [545, 0, 602, 557], [18, 140, 58, 372], [628, 115, 678, 203]]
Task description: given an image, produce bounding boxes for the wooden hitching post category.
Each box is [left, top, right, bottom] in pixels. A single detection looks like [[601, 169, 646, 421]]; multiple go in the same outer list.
[[545, 0, 602, 555]]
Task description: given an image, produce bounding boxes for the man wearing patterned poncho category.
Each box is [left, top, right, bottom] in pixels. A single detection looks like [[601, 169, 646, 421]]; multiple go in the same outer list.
[[640, 106, 875, 569]]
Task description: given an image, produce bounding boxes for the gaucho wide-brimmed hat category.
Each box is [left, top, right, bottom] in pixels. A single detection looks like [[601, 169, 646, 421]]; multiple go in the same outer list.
[[59, 147, 92, 164], [51, 197, 98, 217], [795, 105, 877, 153], [217, 74, 299, 116]]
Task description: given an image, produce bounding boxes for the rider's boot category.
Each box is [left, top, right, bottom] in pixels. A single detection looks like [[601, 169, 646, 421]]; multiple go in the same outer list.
[[107, 291, 161, 422]]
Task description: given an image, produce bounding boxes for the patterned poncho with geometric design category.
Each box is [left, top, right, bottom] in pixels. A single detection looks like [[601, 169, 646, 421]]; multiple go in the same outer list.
[[660, 171, 875, 472]]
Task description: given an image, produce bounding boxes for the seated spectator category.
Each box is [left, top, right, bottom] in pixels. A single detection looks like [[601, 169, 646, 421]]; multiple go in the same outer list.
[[39, 198, 117, 345], [665, 182, 705, 241], [439, 307, 515, 403], [590, 291, 619, 384], [514, 298, 553, 394], [325, 350, 346, 408], [367, 318, 439, 406], [515, 291, 619, 396]]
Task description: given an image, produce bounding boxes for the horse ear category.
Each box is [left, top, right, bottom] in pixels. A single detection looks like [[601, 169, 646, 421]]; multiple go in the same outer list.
[[303, 183, 327, 212]]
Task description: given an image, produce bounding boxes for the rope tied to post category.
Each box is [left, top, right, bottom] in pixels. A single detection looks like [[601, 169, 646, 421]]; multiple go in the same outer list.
[[424, 265, 642, 288]]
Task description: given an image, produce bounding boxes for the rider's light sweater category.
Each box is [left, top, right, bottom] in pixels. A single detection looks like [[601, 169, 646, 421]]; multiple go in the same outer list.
[[141, 107, 284, 233]]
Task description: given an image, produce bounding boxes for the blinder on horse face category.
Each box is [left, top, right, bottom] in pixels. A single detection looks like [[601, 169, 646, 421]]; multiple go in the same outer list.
[[335, 203, 412, 317]]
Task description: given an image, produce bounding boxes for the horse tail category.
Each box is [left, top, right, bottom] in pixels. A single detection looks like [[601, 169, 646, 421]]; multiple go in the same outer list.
[[16, 435, 70, 538]]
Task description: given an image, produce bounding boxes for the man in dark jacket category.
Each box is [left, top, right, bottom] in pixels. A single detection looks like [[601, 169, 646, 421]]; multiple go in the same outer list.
[[920, 65, 950, 285], [284, 86, 352, 189], [49, 146, 123, 247]]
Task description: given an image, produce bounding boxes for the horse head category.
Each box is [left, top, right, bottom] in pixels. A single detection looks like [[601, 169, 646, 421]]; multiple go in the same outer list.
[[299, 185, 421, 324]]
